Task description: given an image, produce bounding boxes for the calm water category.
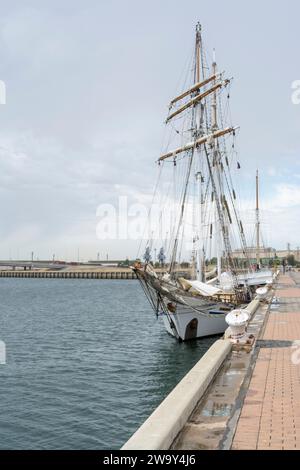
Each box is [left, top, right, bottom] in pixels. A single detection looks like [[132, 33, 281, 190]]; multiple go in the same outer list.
[[0, 278, 216, 449]]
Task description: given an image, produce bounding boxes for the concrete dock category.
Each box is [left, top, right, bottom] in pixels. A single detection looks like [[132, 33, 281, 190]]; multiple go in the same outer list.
[[122, 271, 300, 451]]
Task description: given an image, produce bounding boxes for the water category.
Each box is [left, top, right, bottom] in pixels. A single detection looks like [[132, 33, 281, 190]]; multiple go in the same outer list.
[[0, 278, 217, 449]]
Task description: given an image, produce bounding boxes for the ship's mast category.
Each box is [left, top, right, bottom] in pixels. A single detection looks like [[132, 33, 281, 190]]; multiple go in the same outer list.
[[195, 171, 205, 281], [166, 23, 238, 283], [195, 23, 205, 282], [169, 26, 201, 276], [211, 50, 218, 132], [255, 170, 260, 267], [211, 50, 222, 280]]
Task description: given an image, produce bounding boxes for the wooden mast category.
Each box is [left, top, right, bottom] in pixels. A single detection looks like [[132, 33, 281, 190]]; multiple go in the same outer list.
[[210, 49, 222, 279], [195, 22, 203, 282], [211, 49, 218, 131], [169, 24, 201, 277], [256, 170, 260, 266]]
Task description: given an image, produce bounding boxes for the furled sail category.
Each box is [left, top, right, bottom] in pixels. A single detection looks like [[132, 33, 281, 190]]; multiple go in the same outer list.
[[186, 280, 222, 297], [159, 126, 238, 162], [169, 73, 221, 107], [166, 79, 230, 123]]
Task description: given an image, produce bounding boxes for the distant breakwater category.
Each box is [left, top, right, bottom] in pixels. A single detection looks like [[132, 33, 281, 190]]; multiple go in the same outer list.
[[0, 270, 137, 280]]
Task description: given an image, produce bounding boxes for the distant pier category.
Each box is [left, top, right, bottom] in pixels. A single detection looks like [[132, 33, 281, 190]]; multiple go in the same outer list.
[[0, 269, 136, 279], [0, 260, 193, 280], [0, 266, 192, 280]]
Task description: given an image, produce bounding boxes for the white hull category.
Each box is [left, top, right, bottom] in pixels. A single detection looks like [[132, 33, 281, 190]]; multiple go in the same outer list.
[[161, 304, 227, 341], [237, 270, 273, 287], [133, 265, 235, 342]]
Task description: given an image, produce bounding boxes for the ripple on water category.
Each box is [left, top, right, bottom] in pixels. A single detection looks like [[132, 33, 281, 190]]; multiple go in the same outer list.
[[0, 279, 216, 449]]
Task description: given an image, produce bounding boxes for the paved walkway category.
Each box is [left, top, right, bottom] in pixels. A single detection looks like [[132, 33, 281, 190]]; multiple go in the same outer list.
[[232, 272, 300, 450]]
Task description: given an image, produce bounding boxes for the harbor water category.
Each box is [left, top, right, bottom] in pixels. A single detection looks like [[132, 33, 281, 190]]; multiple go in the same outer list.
[[0, 279, 217, 449]]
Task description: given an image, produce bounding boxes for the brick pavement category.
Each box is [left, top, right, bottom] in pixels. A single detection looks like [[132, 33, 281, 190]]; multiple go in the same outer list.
[[232, 273, 300, 450]]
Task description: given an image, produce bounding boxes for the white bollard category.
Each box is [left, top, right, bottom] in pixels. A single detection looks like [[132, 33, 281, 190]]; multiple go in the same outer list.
[[256, 286, 268, 300], [225, 309, 249, 342]]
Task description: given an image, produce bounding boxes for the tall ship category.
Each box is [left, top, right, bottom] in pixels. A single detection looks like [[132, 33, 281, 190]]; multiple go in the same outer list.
[[133, 23, 272, 341]]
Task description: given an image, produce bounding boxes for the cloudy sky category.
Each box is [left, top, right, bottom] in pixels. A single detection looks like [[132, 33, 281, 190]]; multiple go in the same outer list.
[[0, 0, 299, 261]]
